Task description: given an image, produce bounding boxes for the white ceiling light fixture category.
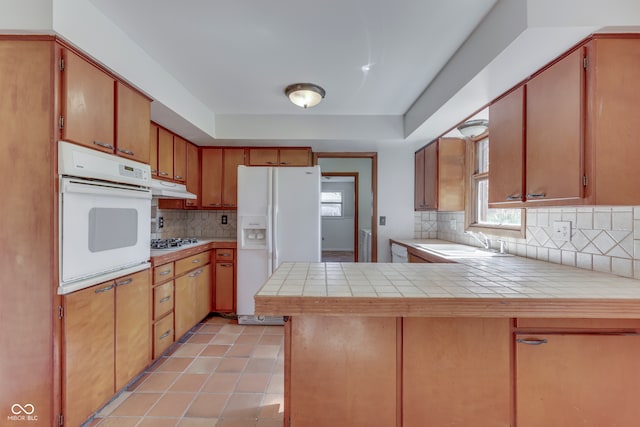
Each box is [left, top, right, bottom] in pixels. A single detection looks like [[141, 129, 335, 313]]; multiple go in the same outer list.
[[285, 83, 326, 109], [457, 119, 488, 138]]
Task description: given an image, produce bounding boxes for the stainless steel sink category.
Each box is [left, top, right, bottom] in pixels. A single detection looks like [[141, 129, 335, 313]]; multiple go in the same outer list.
[[414, 243, 512, 259]]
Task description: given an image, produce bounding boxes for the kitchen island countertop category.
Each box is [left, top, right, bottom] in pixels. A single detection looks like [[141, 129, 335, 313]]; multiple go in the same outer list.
[[254, 245, 640, 318]]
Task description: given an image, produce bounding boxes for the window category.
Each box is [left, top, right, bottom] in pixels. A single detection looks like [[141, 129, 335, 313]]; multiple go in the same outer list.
[[467, 136, 523, 234], [321, 191, 343, 217]]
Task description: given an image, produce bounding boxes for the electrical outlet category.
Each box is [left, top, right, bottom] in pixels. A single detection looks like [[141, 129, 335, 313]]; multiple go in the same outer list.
[[221, 215, 228, 224], [379, 216, 386, 226], [553, 220, 571, 242], [158, 216, 164, 229]]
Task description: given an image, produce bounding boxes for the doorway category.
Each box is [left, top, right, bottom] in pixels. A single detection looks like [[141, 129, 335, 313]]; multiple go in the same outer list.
[[314, 152, 378, 262], [321, 173, 358, 262]]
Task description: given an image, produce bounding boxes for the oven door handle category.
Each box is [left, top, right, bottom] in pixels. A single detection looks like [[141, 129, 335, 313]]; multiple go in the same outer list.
[[62, 178, 151, 200]]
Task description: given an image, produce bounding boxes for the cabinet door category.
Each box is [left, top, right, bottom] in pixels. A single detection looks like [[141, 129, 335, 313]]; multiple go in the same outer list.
[[423, 142, 438, 210], [185, 142, 200, 207], [248, 148, 279, 165], [222, 148, 245, 208], [289, 317, 398, 427], [403, 318, 511, 427], [201, 148, 223, 208], [174, 272, 197, 339], [153, 313, 174, 359], [526, 48, 584, 203], [489, 86, 525, 205], [115, 270, 151, 391], [214, 261, 235, 313], [157, 127, 174, 180], [195, 264, 212, 320], [116, 82, 150, 163], [414, 148, 426, 210], [149, 123, 159, 176], [173, 135, 187, 182], [437, 138, 465, 211], [516, 333, 640, 426], [64, 282, 115, 427], [61, 49, 115, 153], [279, 148, 311, 166]]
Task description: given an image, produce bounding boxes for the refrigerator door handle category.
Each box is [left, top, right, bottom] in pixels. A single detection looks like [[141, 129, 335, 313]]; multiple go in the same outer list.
[[271, 167, 279, 273]]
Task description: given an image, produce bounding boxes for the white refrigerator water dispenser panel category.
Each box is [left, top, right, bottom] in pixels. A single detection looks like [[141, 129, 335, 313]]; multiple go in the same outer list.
[[239, 216, 268, 249]]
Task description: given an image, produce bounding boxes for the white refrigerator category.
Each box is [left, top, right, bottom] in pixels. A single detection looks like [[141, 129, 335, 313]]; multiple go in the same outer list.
[[236, 165, 321, 325]]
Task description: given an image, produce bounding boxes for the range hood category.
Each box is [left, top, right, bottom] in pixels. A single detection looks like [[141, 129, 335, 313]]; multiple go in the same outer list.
[[151, 179, 197, 199]]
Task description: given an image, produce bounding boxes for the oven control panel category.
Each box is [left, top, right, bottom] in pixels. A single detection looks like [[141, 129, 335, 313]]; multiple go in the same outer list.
[[119, 164, 148, 181]]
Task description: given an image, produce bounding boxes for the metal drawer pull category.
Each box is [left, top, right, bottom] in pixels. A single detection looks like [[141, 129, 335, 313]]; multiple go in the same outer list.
[[219, 253, 231, 257], [175, 175, 183, 180], [117, 148, 134, 156], [95, 284, 114, 293], [266, 161, 278, 165], [151, 169, 158, 173], [159, 270, 171, 276], [159, 330, 171, 340], [526, 193, 546, 199], [279, 162, 290, 165], [220, 263, 233, 267], [189, 269, 203, 277], [192, 258, 201, 263], [115, 278, 133, 286], [209, 203, 221, 207], [159, 171, 169, 176], [159, 296, 171, 303], [517, 338, 548, 346], [506, 194, 521, 201], [93, 141, 114, 150]]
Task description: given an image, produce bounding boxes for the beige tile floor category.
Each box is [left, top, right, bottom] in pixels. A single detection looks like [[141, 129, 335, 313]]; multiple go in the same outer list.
[[89, 316, 284, 427]]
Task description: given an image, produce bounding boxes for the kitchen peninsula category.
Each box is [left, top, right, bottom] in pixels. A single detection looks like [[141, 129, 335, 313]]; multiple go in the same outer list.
[[255, 244, 640, 427]]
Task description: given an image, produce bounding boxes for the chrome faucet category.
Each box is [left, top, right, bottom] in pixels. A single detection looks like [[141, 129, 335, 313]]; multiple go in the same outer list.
[[465, 231, 491, 250]]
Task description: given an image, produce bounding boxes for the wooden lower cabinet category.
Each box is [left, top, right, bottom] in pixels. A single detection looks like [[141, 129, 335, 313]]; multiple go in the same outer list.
[[214, 248, 235, 312], [63, 281, 116, 427], [288, 316, 399, 427], [516, 333, 640, 426], [175, 260, 212, 338], [154, 313, 174, 358], [196, 264, 212, 320], [115, 270, 151, 391], [403, 318, 511, 427]]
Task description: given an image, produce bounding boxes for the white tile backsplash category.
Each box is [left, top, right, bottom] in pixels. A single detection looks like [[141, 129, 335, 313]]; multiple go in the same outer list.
[[414, 206, 640, 279]]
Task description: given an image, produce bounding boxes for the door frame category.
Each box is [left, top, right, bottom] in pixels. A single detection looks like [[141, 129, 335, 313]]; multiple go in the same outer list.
[[321, 172, 359, 262], [313, 152, 378, 262]]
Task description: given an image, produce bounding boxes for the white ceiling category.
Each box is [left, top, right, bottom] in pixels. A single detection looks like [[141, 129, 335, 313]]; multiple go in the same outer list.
[[80, 0, 640, 147]]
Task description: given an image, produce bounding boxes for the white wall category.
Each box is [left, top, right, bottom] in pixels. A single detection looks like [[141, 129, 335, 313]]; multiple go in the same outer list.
[[0, 0, 52, 31], [376, 145, 415, 262], [321, 181, 355, 251]]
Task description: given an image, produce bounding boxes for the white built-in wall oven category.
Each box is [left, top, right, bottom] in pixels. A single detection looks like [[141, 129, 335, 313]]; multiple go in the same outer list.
[[58, 141, 152, 295]]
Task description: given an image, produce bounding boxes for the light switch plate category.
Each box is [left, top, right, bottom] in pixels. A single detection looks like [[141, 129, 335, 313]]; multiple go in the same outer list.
[[553, 220, 571, 242]]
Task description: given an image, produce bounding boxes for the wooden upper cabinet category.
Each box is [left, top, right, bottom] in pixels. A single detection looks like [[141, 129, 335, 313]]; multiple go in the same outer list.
[[247, 147, 311, 166], [185, 142, 200, 207], [201, 148, 223, 208], [526, 47, 585, 204], [116, 82, 150, 163], [222, 148, 246, 208], [149, 123, 159, 176], [61, 48, 115, 153], [489, 86, 525, 206], [114, 270, 151, 391], [516, 333, 640, 427], [157, 127, 174, 180], [173, 135, 187, 182], [414, 139, 464, 211], [587, 37, 640, 205]]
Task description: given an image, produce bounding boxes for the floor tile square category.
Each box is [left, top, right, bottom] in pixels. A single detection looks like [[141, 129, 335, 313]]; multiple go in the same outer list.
[[170, 373, 209, 392], [110, 393, 162, 416], [201, 345, 230, 357], [147, 392, 196, 417], [185, 393, 229, 418], [157, 357, 195, 372], [137, 372, 180, 392], [216, 358, 248, 373], [202, 373, 240, 393]]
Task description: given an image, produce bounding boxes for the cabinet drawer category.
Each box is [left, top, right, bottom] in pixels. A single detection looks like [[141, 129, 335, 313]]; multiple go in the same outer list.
[[215, 248, 234, 261], [153, 281, 174, 320], [175, 251, 210, 276], [153, 314, 174, 359], [154, 262, 174, 283]]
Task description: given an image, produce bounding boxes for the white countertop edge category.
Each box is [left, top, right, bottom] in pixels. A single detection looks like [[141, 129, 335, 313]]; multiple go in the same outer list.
[[57, 262, 151, 295]]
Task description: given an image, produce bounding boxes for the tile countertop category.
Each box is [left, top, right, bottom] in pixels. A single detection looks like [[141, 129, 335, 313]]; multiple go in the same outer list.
[[150, 238, 236, 265], [254, 239, 640, 319]]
